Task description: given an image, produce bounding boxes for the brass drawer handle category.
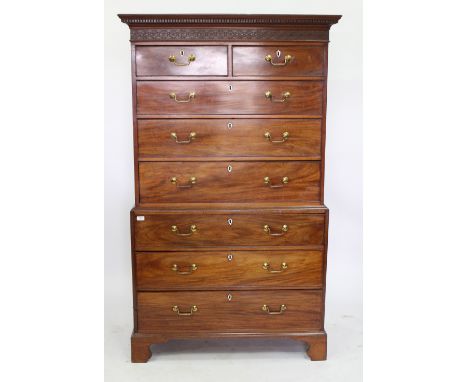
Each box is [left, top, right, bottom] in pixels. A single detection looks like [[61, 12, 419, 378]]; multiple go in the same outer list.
[[168, 53, 196, 66], [171, 224, 197, 236], [169, 91, 196, 103], [264, 131, 289, 143], [263, 262, 288, 273], [172, 305, 198, 316], [263, 224, 288, 236], [172, 263, 198, 275], [262, 304, 287, 315], [171, 176, 197, 188], [171, 132, 196, 144], [264, 176, 289, 188], [265, 91, 291, 103], [265, 54, 292, 66]]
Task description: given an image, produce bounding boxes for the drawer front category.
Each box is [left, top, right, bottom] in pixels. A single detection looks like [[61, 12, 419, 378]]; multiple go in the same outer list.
[[133, 213, 325, 250], [139, 161, 321, 204], [136, 250, 323, 290], [136, 81, 323, 115], [136, 46, 228, 76], [137, 290, 322, 333], [233, 46, 325, 77], [138, 119, 321, 159]]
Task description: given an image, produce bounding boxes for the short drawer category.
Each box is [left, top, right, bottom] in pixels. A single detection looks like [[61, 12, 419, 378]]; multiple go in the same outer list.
[[135, 46, 228, 76], [137, 290, 323, 333], [136, 81, 323, 115], [233, 46, 325, 77], [138, 119, 322, 159], [136, 250, 323, 290], [139, 161, 321, 204], [132, 211, 326, 250]]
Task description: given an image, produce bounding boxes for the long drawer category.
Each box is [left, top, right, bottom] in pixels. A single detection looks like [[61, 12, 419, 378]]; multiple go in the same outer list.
[[137, 290, 323, 333], [132, 211, 326, 250], [138, 119, 322, 159], [135, 250, 323, 290], [139, 161, 321, 204], [136, 80, 323, 115]]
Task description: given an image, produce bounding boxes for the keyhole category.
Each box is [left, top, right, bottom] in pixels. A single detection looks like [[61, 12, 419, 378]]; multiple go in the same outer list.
[[228, 84, 233, 91], [227, 294, 233, 301], [227, 254, 233, 261], [180, 50, 184, 56], [227, 165, 233, 173], [276, 50, 281, 57], [227, 122, 233, 129], [227, 218, 233, 226]]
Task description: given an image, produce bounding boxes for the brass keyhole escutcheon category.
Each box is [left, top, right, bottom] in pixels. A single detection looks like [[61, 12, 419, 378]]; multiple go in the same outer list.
[[227, 293, 233, 301], [227, 218, 233, 226], [227, 165, 233, 173], [227, 254, 233, 261]]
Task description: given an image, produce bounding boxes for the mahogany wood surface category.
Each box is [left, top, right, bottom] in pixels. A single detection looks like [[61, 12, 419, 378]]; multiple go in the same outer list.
[[120, 13, 340, 362], [297, 333, 327, 361], [136, 80, 323, 115], [136, 45, 228, 76], [130, 332, 327, 362], [135, 250, 323, 290], [131, 334, 156, 363], [133, 212, 326, 250], [138, 161, 321, 204], [233, 46, 325, 77], [137, 290, 323, 333], [132, 203, 328, 212], [137, 118, 322, 159]]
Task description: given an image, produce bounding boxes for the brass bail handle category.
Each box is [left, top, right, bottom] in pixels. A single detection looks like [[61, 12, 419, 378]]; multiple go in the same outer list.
[[264, 224, 288, 236], [171, 224, 197, 236], [265, 53, 292, 66], [169, 91, 196, 103], [172, 263, 198, 275], [265, 91, 291, 103], [262, 304, 287, 315], [172, 305, 198, 316], [264, 176, 289, 188], [168, 53, 196, 66], [171, 176, 197, 188], [264, 131, 289, 143], [171, 132, 196, 144], [263, 262, 288, 273]]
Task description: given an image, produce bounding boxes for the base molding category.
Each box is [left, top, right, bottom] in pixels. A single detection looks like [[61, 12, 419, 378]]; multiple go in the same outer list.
[[131, 331, 327, 362]]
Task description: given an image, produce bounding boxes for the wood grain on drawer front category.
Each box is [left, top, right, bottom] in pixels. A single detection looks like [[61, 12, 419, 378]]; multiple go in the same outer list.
[[137, 290, 323, 333], [136, 46, 228, 76], [138, 119, 321, 159], [136, 81, 323, 115], [233, 46, 325, 76], [139, 161, 321, 204], [133, 213, 325, 250], [136, 250, 323, 290]]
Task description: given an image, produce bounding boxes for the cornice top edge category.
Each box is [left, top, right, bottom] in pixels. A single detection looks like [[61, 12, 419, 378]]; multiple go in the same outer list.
[[118, 14, 342, 28]]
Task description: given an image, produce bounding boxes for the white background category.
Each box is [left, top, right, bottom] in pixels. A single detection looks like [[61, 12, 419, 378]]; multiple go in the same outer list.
[[105, 1, 362, 380], [1, 1, 467, 382]]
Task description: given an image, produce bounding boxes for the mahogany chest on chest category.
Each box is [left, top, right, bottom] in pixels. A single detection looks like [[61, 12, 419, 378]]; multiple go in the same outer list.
[[119, 14, 341, 362]]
